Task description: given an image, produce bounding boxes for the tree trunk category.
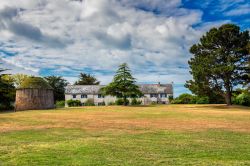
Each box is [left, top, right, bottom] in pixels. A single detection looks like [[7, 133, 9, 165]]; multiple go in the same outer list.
[[225, 85, 232, 106], [123, 96, 127, 106]]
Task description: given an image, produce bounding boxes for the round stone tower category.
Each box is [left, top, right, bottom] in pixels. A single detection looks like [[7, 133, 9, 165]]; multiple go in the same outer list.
[[15, 77, 54, 111]]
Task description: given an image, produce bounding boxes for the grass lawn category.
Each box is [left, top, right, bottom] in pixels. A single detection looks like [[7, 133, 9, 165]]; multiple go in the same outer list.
[[0, 105, 250, 165]]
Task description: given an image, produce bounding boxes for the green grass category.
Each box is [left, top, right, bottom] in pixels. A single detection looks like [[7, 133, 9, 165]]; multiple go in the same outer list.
[[0, 105, 250, 165]]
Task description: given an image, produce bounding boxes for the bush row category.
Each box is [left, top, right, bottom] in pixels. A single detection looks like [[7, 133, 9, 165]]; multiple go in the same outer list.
[[233, 92, 250, 106], [172, 91, 250, 106], [66, 98, 142, 107], [66, 99, 96, 107], [171, 94, 209, 104]]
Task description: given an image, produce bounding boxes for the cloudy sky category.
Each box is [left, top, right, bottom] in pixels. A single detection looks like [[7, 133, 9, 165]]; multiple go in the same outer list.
[[0, 0, 249, 96]]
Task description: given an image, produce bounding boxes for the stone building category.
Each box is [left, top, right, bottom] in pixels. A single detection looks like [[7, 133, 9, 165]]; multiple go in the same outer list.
[[15, 77, 54, 111], [65, 83, 173, 106]]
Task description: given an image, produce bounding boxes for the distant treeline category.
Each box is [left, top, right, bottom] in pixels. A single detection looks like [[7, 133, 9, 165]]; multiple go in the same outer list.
[[0, 71, 101, 110]]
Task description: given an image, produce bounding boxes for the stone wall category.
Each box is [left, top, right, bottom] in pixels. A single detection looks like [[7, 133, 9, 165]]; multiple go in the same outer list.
[[15, 89, 54, 111]]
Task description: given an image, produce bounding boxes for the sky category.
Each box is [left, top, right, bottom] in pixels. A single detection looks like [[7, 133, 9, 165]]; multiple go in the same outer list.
[[0, 0, 249, 96]]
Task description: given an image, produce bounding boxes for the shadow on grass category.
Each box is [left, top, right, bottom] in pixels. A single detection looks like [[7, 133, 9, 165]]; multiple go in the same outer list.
[[0, 110, 15, 114], [127, 105, 158, 107], [197, 104, 250, 111]]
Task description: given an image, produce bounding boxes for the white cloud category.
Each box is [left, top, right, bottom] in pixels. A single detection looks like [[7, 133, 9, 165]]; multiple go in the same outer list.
[[0, 58, 38, 75], [224, 4, 250, 16], [0, 0, 228, 95]]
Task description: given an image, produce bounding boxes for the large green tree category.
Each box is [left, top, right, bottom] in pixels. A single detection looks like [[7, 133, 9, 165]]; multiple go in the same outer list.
[[0, 68, 15, 110], [2, 74, 31, 88], [74, 73, 100, 85], [186, 24, 250, 105], [44, 76, 68, 102], [101, 63, 142, 106], [245, 43, 250, 90]]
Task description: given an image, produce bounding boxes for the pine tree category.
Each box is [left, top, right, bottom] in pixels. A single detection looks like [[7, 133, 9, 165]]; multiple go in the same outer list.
[[74, 73, 100, 85], [185, 24, 250, 105], [102, 63, 142, 106]]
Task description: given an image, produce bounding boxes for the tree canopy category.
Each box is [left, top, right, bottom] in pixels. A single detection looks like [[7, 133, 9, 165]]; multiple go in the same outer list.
[[19, 77, 53, 89], [0, 67, 15, 110], [185, 24, 250, 105], [2, 74, 31, 88], [74, 73, 100, 85], [101, 63, 142, 105], [44, 76, 68, 102]]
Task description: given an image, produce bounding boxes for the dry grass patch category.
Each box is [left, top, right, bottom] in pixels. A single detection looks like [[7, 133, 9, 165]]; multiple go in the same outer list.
[[0, 104, 249, 133], [1, 105, 250, 165]]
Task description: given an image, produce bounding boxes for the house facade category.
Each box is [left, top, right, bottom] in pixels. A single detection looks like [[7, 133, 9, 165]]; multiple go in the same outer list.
[[65, 83, 173, 106]]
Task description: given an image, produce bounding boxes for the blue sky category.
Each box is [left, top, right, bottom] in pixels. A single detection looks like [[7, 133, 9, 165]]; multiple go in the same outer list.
[[0, 0, 249, 96]]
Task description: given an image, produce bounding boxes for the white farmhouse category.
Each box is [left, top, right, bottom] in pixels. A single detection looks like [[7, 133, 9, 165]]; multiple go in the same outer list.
[[65, 83, 173, 106]]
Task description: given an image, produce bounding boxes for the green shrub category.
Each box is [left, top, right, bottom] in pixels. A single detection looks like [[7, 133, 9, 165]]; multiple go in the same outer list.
[[235, 93, 250, 106], [56, 100, 65, 108], [196, 97, 209, 104], [168, 95, 174, 102], [179, 94, 195, 104], [151, 101, 158, 105], [98, 101, 106, 106], [67, 99, 81, 107], [191, 96, 198, 104], [171, 93, 195, 104], [171, 94, 210, 104], [171, 99, 182, 104], [115, 98, 124, 105], [84, 99, 95, 106], [131, 98, 142, 105], [115, 98, 129, 105], [107, 102, 115, 105]]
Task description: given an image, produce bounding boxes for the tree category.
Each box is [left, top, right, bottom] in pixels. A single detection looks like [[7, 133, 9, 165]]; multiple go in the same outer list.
[[101, 63, 142, 106], [186, 24, 250, 105], [0, 68, 15, 110], [2, 74, 31, 88], [185, 72, 225, 104], [171, 93, 196, 104], [243, 42, 250, 90], [74, 73, 100, 85], [44, 76, 68, 102]]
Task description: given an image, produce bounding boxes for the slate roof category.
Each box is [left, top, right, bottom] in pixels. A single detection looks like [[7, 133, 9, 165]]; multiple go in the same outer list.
[[139, 84, 173, 94], [65, 84, 173, 94], [65, 85, 105, 94]]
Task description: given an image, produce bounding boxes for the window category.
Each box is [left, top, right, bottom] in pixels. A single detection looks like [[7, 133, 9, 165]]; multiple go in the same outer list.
[[98, 94, 104, 98], [160, 93, 167, 98], [150, 94, 158, 98], [72, 94, 76, 98], [81, 94, 87, 98]]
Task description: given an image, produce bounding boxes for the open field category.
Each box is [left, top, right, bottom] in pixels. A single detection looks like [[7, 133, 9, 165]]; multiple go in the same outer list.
[[0, 105, 250, 165]]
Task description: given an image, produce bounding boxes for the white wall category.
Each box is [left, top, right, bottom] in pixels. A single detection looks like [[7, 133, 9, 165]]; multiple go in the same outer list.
[[65, 93, 171, 106]]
